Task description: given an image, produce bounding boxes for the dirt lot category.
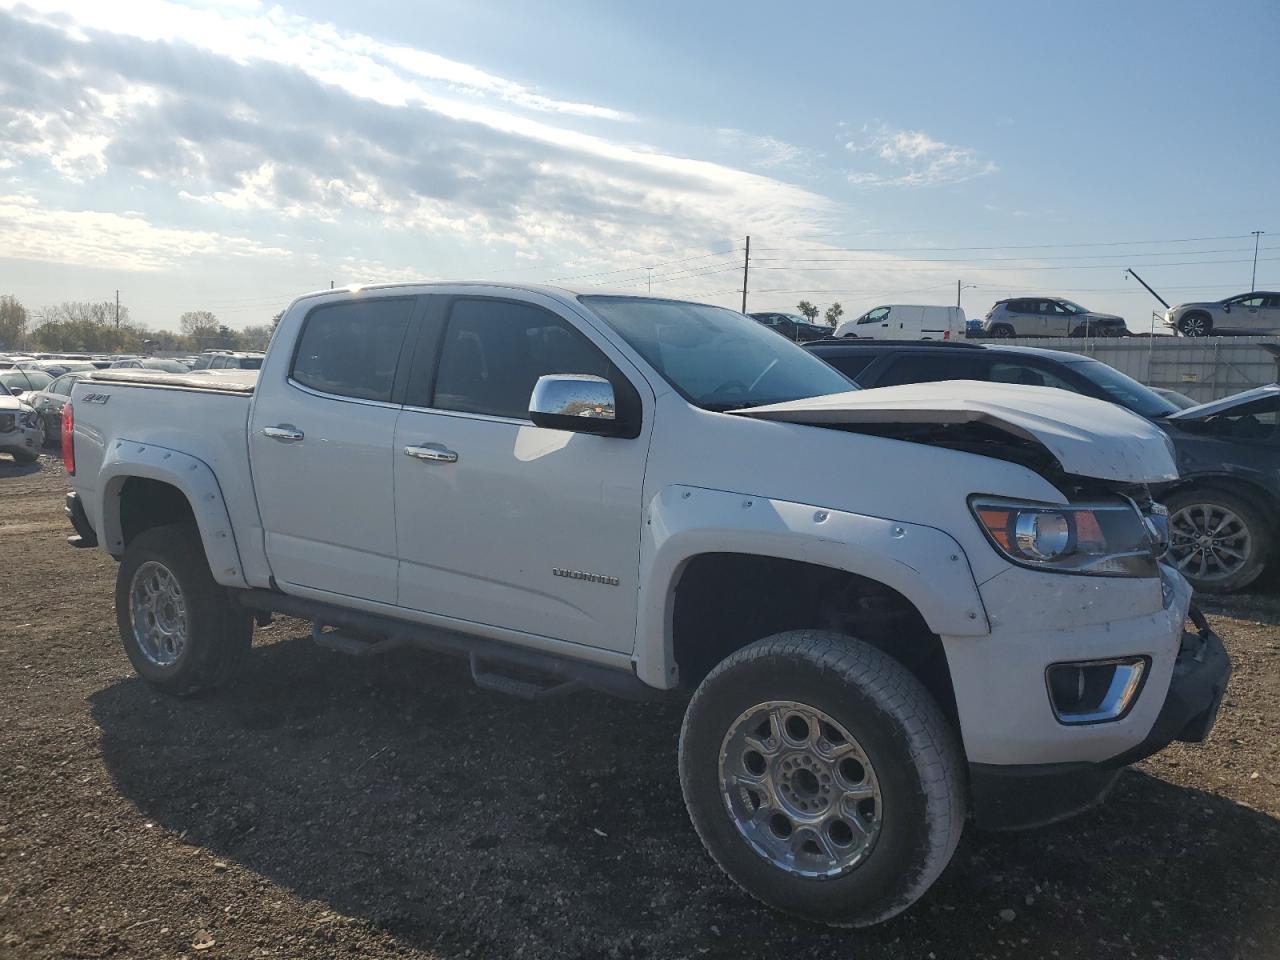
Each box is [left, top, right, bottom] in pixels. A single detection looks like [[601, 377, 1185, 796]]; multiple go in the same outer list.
[[2, 454, 1278, 960]]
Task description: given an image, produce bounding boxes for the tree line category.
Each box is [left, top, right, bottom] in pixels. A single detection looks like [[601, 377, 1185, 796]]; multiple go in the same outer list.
[[795, 300, 844, 326], [0, 295, 276, 354]]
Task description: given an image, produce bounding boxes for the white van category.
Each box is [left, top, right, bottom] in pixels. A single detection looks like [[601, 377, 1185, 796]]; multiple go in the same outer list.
[[834, 304, 965, 340]]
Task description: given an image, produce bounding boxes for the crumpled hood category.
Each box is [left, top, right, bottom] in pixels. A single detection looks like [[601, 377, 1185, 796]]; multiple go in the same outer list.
[[734, 381, 1178, 483]]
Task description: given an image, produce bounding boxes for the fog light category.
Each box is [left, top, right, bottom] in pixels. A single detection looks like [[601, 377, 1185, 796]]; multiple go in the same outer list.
[[1046, 658, 1148, 724]]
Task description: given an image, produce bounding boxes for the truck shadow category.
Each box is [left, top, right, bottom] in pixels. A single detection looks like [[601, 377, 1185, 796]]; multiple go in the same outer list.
[[91, 630, 1280, 960], [0, 455, 43, 476]]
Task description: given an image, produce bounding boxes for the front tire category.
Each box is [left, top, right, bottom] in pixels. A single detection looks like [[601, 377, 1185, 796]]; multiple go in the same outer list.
[[1178, 313, 1211, 337], [115, 523, 252, 695], [679, 630, 965, 927]]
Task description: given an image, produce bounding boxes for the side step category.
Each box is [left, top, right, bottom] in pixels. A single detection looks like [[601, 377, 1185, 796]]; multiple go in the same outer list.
[[235, 588, 660, 701], [469, 653, 582, 700], [312, 623, 405, 657]]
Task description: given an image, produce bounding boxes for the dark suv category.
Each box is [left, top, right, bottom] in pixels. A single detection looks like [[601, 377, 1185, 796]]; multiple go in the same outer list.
[[748, 312, 831, 342], [806, 339, 1280, 593]]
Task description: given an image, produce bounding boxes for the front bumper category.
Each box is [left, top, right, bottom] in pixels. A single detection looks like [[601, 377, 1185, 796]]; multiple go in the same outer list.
[[970, 614, 1230, 830], [0, 422, 43, 458]]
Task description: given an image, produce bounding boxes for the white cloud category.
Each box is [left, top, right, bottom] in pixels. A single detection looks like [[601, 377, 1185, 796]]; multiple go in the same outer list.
[[844, 124, 995, 188], [0, 1, 833, 275], [0, 193, 292, 271]]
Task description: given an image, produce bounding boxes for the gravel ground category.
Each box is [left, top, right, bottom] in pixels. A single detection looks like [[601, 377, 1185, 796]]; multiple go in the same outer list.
[[2, 453, 1278, 959]]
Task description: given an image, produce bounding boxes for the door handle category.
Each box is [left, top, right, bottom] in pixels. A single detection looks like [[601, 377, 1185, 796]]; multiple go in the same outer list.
[[262, 425, 304, 443], [404, 443, 458, 463]]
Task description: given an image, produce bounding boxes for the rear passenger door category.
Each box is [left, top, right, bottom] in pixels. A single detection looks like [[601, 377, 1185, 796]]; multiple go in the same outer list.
[[249, 296, 419, 603], [391, 294, 652, 653], [863, 351, 988, 387]]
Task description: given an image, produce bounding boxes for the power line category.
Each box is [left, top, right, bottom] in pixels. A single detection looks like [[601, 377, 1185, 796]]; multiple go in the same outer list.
[[752, 232, 1269, 254], [750, 256, 1280, 274], [749, 245, 1276, 266]]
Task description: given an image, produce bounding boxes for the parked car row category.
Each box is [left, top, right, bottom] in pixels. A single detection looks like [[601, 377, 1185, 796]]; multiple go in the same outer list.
[[0, 349, 266, 373], [753, 288, 1280, 344], [804, 338, 1279, 592]]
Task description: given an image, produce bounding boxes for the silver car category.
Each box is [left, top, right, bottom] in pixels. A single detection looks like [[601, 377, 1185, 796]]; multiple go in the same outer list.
[[1164, 291, 1280, 337], [981, 297, 1127, 338], [0, 395, 45, 464]]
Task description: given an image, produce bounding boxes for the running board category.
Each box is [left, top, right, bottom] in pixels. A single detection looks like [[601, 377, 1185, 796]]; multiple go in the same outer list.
[[469, 653, 583, 700], [234, 588, 659, 701]]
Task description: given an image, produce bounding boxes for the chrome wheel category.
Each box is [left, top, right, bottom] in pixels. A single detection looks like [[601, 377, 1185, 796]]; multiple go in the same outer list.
[[719, 701, 882, 879], [129, 560, 189, 667], [1168, 503, 1253, 584]]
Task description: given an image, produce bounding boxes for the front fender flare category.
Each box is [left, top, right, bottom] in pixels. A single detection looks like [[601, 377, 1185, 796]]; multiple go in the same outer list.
[[97, 439, 248, 588], [635, 485, 990, 688]]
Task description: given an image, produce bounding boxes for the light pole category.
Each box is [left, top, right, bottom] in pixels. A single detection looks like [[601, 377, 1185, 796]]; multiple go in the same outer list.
[[957, 280, 976, 307], [1251, 231, 1264, 292]]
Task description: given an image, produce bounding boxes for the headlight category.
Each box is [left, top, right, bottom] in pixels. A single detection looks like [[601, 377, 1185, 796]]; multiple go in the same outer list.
[[971, 497, 1159, 577], [18, 407, 40, 429]]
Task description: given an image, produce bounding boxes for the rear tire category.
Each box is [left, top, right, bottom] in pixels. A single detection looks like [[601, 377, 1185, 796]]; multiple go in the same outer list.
[[990, 323, 1016, 338], [115, 523, 252, 695], [679, 630, 965, 927], [1164, 488, 1271, 593]]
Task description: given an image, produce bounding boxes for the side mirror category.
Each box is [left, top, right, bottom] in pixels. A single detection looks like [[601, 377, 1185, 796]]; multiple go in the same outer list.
[[9, 387, 22, 397], [529, 374, 619, 434], [1222, 303, 1231, 313]]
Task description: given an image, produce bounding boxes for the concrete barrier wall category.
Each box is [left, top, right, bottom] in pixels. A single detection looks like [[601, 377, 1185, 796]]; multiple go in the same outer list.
[[1001, 336, 1280, 403]]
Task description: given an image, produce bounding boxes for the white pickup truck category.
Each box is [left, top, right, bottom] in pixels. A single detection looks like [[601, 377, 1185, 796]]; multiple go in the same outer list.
[[64, 283, 1229, 926]]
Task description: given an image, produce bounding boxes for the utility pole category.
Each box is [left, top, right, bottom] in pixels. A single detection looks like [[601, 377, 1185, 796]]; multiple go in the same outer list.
[[646, 266, 653, 293], [957, 279, 961, 308], [115, 290, 120, 329], [330, 280, 335, 289], [1251, 230, 1264, 292], [741, 235, 750, 314], [956, 280, 976, 308]]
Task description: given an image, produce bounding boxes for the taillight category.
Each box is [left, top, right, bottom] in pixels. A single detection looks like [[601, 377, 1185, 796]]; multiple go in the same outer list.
[[61, 401, 75, 475], [943, 330, 951, 341]]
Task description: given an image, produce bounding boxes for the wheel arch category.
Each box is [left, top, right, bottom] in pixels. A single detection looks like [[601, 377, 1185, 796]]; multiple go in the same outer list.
[[97, 443, 248, 588], [668, 552, 962, 728], [635, 487, 989, 697]]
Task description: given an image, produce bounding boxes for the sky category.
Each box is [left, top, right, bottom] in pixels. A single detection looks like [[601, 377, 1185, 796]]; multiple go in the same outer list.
[[1, 0, 1277, 333]]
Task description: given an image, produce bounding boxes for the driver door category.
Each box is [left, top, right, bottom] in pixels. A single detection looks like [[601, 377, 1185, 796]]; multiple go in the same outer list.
[[392, 294, 652, 652]]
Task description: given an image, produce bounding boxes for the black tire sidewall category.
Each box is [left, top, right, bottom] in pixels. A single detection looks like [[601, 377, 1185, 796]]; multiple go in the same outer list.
[[681, 643, 949, 924], [115, 523, 249, 694]]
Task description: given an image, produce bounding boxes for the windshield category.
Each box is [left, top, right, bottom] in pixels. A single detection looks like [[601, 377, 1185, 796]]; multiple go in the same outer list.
[[580, 296, 854, 410], [1071, 359, 1179, 418]]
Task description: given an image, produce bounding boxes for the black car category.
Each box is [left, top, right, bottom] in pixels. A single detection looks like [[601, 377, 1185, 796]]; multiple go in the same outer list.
[[25, 372, 88, 442], [748, 312, 831, 343], [805, 339, 1280, 593]]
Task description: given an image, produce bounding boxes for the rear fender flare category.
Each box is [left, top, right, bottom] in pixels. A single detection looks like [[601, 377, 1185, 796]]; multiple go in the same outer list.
[[97, 440, 248, 588]]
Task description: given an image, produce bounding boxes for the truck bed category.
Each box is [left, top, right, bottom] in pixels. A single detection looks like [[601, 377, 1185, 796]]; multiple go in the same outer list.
[[87, 368, 257, 393]]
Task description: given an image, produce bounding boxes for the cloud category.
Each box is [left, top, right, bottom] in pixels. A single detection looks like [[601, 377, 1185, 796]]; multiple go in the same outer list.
[[844, 124, 996, 188], [0, 2, 832, 279], [0, 193, 291, 271], [715, 129, 813, 170]]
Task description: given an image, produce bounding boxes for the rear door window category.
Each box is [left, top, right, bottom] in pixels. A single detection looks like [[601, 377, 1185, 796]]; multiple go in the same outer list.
[[291, 298, 416, 402], [989, 360, 1079, 391], [874, 352, 987, 387]]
